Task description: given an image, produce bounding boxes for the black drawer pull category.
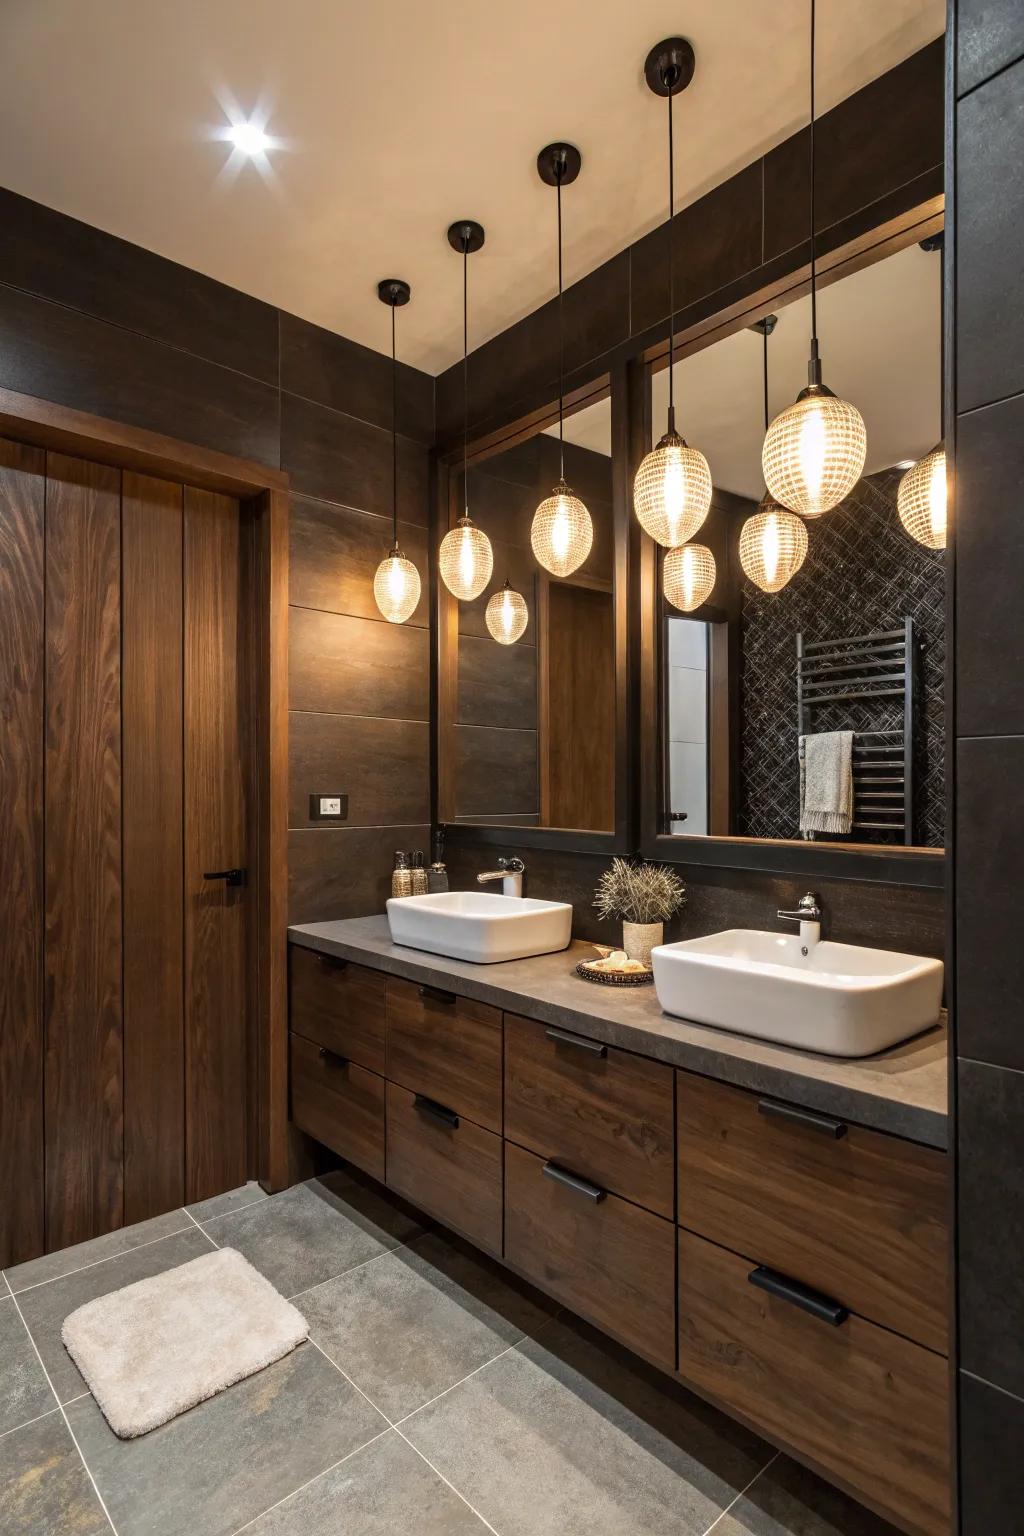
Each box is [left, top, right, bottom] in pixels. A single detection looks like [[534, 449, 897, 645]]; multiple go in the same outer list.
[[545, 1025, 607, 1058], [542, 1160, 607, 1203], [419, 985, 456, 1006], [318, 1046, 349, 1070], [413, 1094, 459, 1130], [748, 1265, 848, 1327], [758, 1098, 847, 1139], [315, 952, 349, 972]]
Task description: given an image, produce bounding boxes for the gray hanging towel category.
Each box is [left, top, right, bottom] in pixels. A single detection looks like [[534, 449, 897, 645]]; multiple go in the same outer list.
[[799, 731, 854, 836]]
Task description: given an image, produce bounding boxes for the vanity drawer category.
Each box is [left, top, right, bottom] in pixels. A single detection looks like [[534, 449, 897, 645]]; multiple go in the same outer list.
[[504, 1141, 676, 1369], [677, 1071, 948, 1353], [386, 1082, 502, 1254], [289, 945, 386, 1075], [505, 1013, 675, 1218], [678, 1229, 949, 1536], [289, 1031, 385, 1182], [386, 978, 502, 1132]]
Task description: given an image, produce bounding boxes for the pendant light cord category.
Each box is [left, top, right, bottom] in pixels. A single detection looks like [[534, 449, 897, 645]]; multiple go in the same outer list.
[[463, 240, 469, 515], [391, 299, 398, 547], [667, 74, 676, 431], [808, 0, 820, 383], [556, 168, 565, 481], [762, 323, 769, 434]]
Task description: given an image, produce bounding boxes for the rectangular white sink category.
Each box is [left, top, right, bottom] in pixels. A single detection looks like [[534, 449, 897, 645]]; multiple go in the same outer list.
[[652, 929, 943, 1057], [386, 890, 572, 965]]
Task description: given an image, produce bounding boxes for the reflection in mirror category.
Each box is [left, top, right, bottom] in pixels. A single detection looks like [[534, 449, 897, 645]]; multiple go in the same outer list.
[[655, 238, 944, 849], [449, 392, 615, 832]]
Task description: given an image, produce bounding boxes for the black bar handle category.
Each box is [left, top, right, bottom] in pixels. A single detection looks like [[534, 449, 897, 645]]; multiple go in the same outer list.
[[758, 1097, 848, 1139], [545, 1025, 607, 1058], [202, 867, 246, 887], [542, 1160, 607, 1204], [316, 952, 349, 972], [419, 985, 456, 1006], [413, 1094, 459, 1130], [748, 1265, 849, 1327], [318, 1046, 349, 1070]]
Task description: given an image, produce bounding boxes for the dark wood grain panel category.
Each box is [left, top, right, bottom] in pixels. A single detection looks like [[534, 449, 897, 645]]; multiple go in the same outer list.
[[288, 824, 431, 925], [289, 945, 386, 1075], [288, 497, 429, 626], [280, 392, 430, 523], [184, 486, 249, 1203], [280, 312, 434, 444], [0, 437, 45, 1267], [504, 1141, 676, 1369], [386, 977, 503, 1133], [288, 712, 429, 829], [290, 607, 429, 720], [545, 584, 614, 832], [457, 634, 537, 731], [505, 1014, 674, 1218], [454, 725, 538, 819], [678, 1229, 950, 1536], [290, 1031, 385, 1182], [122, 471, 185, 1224], [386, 1081, 503, 1253], [44, 452, 123, 1251], [677, 1071, 948, 1353]]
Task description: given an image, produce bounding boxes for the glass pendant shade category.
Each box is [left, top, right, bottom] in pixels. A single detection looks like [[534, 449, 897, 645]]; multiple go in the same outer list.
[[634, 431, 712, 547], [373, 546, 421, 623], [439, 515, 494, 600], [663, 542, 716, 612], [762, 388, 866, 518], [485, 580, 529, 645], [531, 481, 593, 578], [897, 443, 947, 550], [739, 498, 809, 593]]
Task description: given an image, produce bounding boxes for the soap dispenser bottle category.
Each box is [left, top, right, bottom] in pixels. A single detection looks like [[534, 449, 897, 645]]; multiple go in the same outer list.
[[410, 851, 428, 896], [391, 851, 412, 899]]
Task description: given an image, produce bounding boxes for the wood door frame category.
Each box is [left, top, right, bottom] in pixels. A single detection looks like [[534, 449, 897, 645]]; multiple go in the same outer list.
[[0, 386, 291, 1194]]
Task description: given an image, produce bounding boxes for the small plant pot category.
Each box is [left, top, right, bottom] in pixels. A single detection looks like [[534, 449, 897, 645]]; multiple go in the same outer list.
[[622, 921, 663, 969]]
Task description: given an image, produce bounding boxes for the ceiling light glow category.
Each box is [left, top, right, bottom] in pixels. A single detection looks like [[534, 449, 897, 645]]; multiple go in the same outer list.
[[228, 121, 271, 156]]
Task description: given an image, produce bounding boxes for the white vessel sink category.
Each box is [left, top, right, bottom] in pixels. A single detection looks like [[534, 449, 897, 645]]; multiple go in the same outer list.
[[386, 890, 572, 965], [651, 929, 943, 1057]]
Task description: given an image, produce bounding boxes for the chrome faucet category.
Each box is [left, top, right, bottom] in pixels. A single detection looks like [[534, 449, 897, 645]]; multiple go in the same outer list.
[[777, 891, 823, 951], [477, 856, 525, 898]]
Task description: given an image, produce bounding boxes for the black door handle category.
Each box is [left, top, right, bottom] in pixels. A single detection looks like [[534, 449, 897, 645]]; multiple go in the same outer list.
[[757, 1098, 847, 1139], [748, 1265, 848, 1326], [542, 1160, 607, 1203], [545, 1024, 607, 1058], [203, 868, 247, 888], [413, 1094, 459, 1130]]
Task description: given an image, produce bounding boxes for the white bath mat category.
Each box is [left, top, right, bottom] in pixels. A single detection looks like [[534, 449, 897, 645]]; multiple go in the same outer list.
[[61, 1247, 309, 1438]]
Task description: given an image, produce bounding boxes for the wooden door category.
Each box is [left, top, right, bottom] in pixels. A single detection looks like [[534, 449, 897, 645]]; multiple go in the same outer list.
[[543, 583, 615, 830]]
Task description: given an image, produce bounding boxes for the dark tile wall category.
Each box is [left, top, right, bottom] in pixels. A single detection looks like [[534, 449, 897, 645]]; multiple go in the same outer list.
[[951, 6, 1024, 1529]]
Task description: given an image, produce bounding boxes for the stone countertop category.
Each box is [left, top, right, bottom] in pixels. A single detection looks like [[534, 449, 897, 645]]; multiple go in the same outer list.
[[288, 916, 950, 1150]]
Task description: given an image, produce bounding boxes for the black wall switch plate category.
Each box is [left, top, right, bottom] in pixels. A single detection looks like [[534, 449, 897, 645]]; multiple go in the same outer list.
[[309, 793, 349, 822]]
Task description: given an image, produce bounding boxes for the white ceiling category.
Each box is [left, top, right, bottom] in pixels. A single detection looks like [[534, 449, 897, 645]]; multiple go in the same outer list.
[[0, 0, 943, 374]]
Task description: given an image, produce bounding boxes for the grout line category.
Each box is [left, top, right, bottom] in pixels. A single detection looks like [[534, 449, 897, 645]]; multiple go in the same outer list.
[[226, 1426, 394, 1536], [185, 1208, 217, 1244], [286, 1244, 396, 1303], [701, 1450, 780, 1536], [6, 1220, 197, 1297], [187, 1195, 270, 1229], [391, 1312, 563, 1431], [0, 1403, 62, 1443], [7, 1286, 120, 1535]]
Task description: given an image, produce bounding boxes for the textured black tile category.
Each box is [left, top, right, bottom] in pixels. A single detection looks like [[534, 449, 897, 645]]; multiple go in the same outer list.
[[0, 187, 279, 384], [458, 634, 537, 730], [0, 281, 279, 464], [281, 392, 430, 522], [454, 726, 538, 818], [280, 311, 433, 444], [288, 824, 431, 924], [957, 1060, 1024, 1397], [289, 496, 429, 626], [958, 0, 1024, 96], [956, 736, 1024, 1068], [290, 607, 429, 720], [289, 712, 429, 829], [956, 59, 1024, 412], [958, 1370, 1024, 1532], [956, 393, 1024, 736]]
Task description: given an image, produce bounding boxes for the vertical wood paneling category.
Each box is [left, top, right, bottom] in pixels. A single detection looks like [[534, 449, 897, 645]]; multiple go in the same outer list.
[[44, 452, 123, 1250], [122, 471, 185, 1222], [184, 486, 248, 1202], [0, 438, 45, 1267]]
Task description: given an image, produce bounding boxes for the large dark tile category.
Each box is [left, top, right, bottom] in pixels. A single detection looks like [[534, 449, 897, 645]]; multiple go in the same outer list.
[[561, 252, 631, 377], [0, 1410, 108, 1535], [958, 1370, 1024, 1533], [458, 634, 537, 731], [454, 725, 538, 818], [957, 1060, 1024, 1397], [436, 303, 556, 442], [0, 281, 279, 465], [712, 1453, 901, 1534], [955, 393, 1024, 736], [0, 187, 279, 384], [0, 1297, 54, 1435], [956, 59, 1024, 412], [402, 1313, 772, 1536], [958, 0, 1024, 96], [956, 737, 1024, 1068], [288, 712, 430, 829], [290, 607, 429, 720], [288, 824, 431, 924], [280, 311, 433, 444], [4, 1206, 191, 1295], [67, 1341, 385, 1536], [281, 392, 430, 523], [289, 496, 430, 626]]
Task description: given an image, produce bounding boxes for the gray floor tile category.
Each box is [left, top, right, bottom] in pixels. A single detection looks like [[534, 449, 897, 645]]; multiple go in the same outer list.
[[711, 1455, 901, 1535], [186, 1180, 269, 1223], [4, 1207, 191, 1294], [0, 1297, 55, 1436], [202, 1170, 426, 1299], [402, 1314, 773, 1536], [244, 1428, 487, 1534], [0, 1410, 109, 1534], [67, 1340, 385, 1536], [17, 1227, 215, 1405], [302, 1228, 559, 1421]]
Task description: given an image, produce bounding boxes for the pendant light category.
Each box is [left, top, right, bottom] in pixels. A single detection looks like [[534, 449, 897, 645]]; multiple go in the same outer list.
[[633, 39, 712, 548], [898, 443, 947, 549], [762, 1, 866, 519], [530, 143, 593, 579], [740, 316, 809, 592], [372, 279, 422, 624], [663, 542, 716, 613], [439, 222, 494, 601], [485, 579, 529, 645]]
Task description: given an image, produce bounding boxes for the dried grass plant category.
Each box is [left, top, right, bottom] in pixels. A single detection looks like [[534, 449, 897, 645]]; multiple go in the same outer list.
[[593, 858, 686, 925]]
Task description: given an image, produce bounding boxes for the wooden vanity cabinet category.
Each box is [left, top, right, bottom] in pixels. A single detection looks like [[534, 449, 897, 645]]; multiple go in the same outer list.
[[289, 1032, 385, 1182], [386, 1082, 503, 1254], [386, 978, 503, 1133], [289, 947, 386, 1075]]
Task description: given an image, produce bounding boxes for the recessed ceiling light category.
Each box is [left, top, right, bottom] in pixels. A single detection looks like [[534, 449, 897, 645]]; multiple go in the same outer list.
[[228, 121, 271, 156]]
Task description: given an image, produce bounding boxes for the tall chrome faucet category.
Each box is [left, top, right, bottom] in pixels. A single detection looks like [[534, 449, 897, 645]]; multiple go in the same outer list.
[[777, 891, 823, 951], [477, 856, 525, 898]]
